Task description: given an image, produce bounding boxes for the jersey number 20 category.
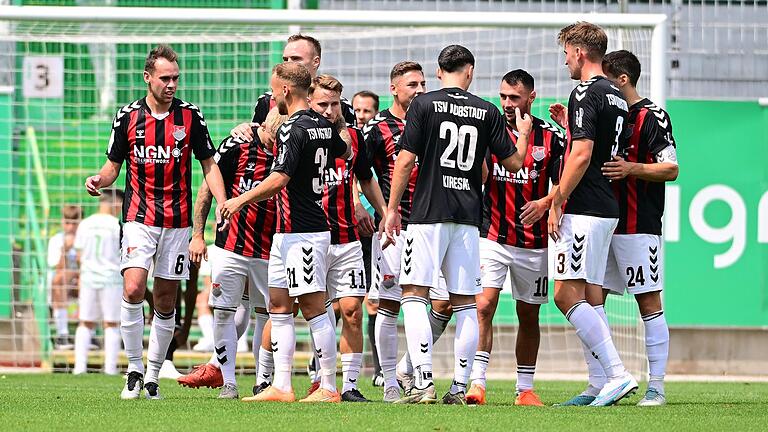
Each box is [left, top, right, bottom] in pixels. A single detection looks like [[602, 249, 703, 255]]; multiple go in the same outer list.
[[439, 121, 478, 171]]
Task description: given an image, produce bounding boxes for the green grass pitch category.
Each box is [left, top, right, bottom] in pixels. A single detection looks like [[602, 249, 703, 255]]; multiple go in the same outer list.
[[2, 374, 767, 431]]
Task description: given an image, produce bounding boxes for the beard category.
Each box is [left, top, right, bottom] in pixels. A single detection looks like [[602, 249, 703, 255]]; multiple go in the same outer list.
[[276, 98, 288, 115]]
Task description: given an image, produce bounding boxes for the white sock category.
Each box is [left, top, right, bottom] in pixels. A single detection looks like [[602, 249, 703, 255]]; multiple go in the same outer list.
[[469, 351, 490, 388], [145, 310, 176, 384], [120, 299, 144, 375], [213, 308, 238, 386], [73, 325, 91, 373], [54, 308, 69, 336], [566, 301, 625, 380], [643, 310, 668, 394], [103, 326, 121, 375], [256, 346, 274, 385], [308, 312, 338, 392], [399, 308, 450, 376], [401, 296, 433, 389], [375, 307, 399, 389], [579, 305, 609, 395], [450, 303, 478, 394], [235, 303, 250, 352], [198, 314, 214, 342], [270, 313, 295, 392], [341, 352, 362, 393], [252, 312, 269, 375], [516, 365, 535, 392]]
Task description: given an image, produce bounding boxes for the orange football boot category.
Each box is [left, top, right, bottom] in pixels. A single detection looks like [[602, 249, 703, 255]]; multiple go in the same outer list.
[[177, 363, 223, 389], [241, 386, 296, 402], [465, 383, 486, 405], [299, 388, 341, 403], [515, 389, 544, 406]]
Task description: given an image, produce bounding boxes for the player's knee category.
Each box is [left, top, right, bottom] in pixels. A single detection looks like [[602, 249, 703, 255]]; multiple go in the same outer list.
[[123, 280, 146, 303], [431, 299, 452, 317], [79, 321, 96, 330], [516, 302, 540, 328], [213, 307, 235, 322], [341, 303, 363, 328], [476, 297, 495, 322]]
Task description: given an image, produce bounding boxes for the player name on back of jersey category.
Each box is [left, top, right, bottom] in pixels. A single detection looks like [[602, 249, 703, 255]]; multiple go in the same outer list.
[[306, 127, 333, 140], [606, 93, 629, 111], [432, 100, 487, 120]]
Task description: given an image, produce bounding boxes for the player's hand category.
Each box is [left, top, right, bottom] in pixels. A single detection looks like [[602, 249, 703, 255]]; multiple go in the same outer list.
[[548, 202, 563, 242], [230, 122, 257, 141], [189, 234, 207, 265], [549, 103, 568, 129], [602, 155, 634, 180], [220, 197, 244, 222], [382, 209, 401, 249], [214, 202, 230, 232], [515, 107, 533, 136], [85, 175, 102, 196], [355, 202, 375, 237], [520, 198, 549, 225]]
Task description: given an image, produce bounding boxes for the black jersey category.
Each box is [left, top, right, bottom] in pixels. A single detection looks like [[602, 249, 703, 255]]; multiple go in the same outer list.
[[252, 91, 356, 126], [272, 109, 348, 233], [400, 87, 515, 227], [564, 76, 629, 218]]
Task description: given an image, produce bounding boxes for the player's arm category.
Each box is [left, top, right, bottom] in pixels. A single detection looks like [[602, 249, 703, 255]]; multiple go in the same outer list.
[[87, 110, 127, 196], [496, 108, 532, 173], [85, 160, 122, 196], [190, 182, 213, 264], [383, 148, 417, 242], [220, 171, 289, 219], [521, 129, 565, 225], [335, 120, 353, 160], [602, 114, 678, 182]]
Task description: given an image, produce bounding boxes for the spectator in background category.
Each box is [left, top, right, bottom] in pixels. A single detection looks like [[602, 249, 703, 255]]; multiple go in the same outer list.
[[49, 205, 82, 350], [352, 90, 379, 129]]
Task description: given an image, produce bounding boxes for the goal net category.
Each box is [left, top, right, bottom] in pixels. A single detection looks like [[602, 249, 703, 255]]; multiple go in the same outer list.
[[0, 5, 665, 381]]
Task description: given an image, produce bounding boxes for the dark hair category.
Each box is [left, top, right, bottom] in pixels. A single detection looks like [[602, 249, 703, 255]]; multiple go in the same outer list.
[[273, 62, 312, 92], [501, 69, 535, 91], [100, 188, 125, 204], [353, 90, 380, 111], [603, 50, 641, 87], [558, 22, 608, 61], [390, 61, 423, 82], [287, 34, 322, 58], [437, 45, 475, 73], [144, 44, 178, 73]]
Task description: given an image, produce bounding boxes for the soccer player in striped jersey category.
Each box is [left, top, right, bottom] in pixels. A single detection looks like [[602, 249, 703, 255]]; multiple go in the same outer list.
[[548, 23, 638, 407], [72, 189, 123, 376], [352, 90, 379, 129], [177, 108, 287, 399], [85, 45, 228, 400], [221, 62, 351, 403], [363, 61, 454, 402], [599, 50, 678, 406], [466, 70, 564, 406], [231, 34, 355, 142], [307, 75, 387, 402]]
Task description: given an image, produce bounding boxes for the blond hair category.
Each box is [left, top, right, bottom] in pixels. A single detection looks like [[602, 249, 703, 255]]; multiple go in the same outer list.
[[309, 74, 343, 96], [558, 22, 608, 61]]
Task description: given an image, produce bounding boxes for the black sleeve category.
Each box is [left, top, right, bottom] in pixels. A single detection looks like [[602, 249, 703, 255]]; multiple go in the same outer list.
[[342, 98, 356, 126], [106, 107, 129, 163], [272, 126, 307, 177], [400, 98, 425, 155], [352, 130, 374, 181], [213, 136, 240, 189], [251, 93, 271, 124], [362, 121, 382, 165], [487, 106, 516, 160], [569, 90, 601, 141], [330, 128, 347, 159], [643, 109, 676, 155], [190, 109, 216, 160], [548, 128, 566, 184]]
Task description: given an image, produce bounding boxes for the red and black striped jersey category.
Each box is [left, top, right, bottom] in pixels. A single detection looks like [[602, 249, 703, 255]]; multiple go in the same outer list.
[[613, 98, 676, 235], [362, 109, 418, 228], [323, 127, 374, 245], [107, 97, 216, 228], [213, 129, 276, 259], [482, 118, 565, 249], [273, 109, 348, 234], [252, 91, 356, 125]]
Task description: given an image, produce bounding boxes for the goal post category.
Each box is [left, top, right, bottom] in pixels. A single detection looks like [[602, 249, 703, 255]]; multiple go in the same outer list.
[[0, 5, 665, 379]]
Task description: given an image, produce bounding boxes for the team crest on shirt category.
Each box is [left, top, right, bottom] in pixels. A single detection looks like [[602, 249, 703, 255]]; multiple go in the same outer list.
[[531, 146, 546, 162], [172, 125, 186, 141], [125, 246, 137, 258]]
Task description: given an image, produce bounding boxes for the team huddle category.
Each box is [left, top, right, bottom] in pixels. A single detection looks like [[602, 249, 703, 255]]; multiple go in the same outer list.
[[84, 21, 678, 406]]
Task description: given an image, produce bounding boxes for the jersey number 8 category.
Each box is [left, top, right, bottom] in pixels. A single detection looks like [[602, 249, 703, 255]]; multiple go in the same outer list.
[[439, 121, 478, 171]]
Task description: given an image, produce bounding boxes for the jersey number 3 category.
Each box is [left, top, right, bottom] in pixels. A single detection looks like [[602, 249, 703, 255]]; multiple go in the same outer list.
[[439, 121, 478, 171], [312, 148, 329, 194]]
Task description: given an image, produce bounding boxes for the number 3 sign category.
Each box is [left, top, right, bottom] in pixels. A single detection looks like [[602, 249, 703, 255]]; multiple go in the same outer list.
[[23, 56, 64, 98]]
